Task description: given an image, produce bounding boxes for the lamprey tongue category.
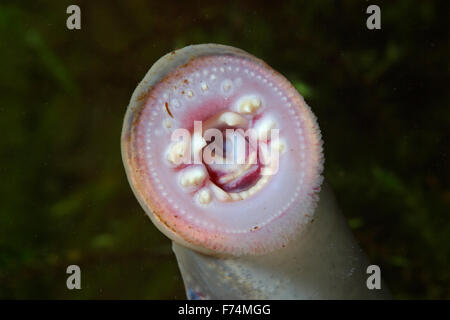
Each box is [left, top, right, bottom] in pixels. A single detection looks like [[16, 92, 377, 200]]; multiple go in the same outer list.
[[121, 44, 323, 256]]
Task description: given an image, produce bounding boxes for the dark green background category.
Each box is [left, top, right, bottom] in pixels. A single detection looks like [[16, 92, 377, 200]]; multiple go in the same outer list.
[[0, 0, 448, 299]]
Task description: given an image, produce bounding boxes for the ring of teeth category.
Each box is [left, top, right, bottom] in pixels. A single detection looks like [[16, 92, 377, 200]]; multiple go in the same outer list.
[[203, 111, 248, 131], [197, 188, 212, 204], [180, 166, 207, 188], [167, 141, 189, 165], [166, 93, 287, 206]]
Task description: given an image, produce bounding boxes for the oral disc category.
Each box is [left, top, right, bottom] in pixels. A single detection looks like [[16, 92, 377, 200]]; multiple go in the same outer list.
[[122, 44, 323, 256]]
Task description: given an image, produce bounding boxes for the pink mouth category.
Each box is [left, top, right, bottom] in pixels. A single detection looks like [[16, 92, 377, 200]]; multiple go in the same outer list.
[[122, 45, 323, 256]]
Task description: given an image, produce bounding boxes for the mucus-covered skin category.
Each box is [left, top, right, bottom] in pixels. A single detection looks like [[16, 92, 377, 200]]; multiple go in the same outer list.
[[121, 44, 391, 299], [173, 184, 390, 299]]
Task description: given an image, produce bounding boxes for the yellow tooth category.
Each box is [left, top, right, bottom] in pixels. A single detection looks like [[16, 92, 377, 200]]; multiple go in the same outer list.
[[239, 190, 250, 199], [236, 95, 261, 114], [180, 167, 206, 188], [191, 132, 206, 160], [229, 193, 242, 201], [167, 141, 188, 165], [210, 183, 231, 201], [196, 188, 212, 205], [221, 112, 247, 127], [254, 116, 277, 141]]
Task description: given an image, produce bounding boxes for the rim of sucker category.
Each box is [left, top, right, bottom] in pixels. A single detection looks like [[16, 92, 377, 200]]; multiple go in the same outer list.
[[121, 44, 324, 257]]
